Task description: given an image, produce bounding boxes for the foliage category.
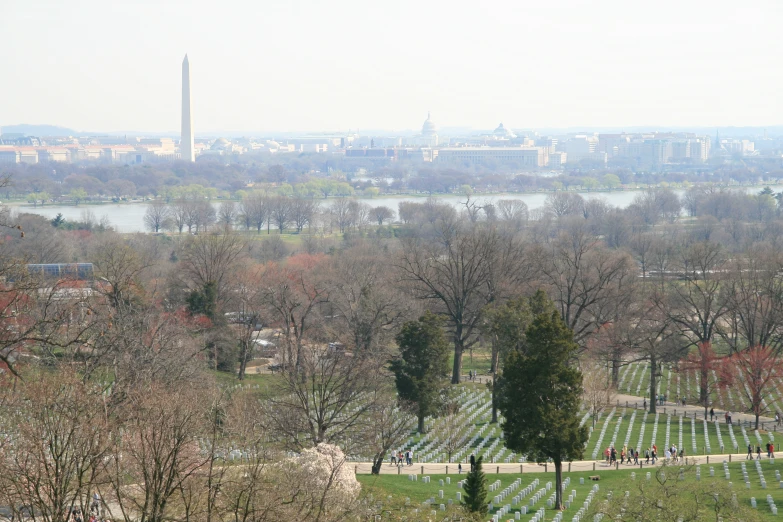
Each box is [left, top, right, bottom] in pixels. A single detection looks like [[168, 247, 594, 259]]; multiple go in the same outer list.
[[187, 280, 218, 320], [391, 311, 450, 432], [497, 298, 588, 510], [720, 345, 783, 429], [461, 456, 488, 516]]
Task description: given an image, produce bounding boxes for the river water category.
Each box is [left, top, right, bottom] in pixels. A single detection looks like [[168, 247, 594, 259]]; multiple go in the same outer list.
[[7, 188, 757, 233]]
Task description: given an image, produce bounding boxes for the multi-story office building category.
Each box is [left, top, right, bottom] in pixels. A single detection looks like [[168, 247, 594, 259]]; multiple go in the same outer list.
[[437, 146, 546, 167]]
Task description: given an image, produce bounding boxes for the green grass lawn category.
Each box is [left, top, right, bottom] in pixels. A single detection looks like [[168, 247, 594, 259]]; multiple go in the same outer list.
[[358, 460, 783, 520], [210, 369, 283, 397]]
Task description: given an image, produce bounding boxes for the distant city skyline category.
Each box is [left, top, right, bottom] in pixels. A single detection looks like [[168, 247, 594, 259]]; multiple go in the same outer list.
[[3, 0, 782, 133]]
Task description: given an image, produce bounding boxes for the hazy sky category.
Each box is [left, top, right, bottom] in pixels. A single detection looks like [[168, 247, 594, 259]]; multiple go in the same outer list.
[[2, 0, 782, 134]]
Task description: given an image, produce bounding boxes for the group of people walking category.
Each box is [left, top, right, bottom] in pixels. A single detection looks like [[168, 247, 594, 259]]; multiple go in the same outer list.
[[604, 444, 685, 466], [747, 442, 776, 459], [390, 449, 414, 466]]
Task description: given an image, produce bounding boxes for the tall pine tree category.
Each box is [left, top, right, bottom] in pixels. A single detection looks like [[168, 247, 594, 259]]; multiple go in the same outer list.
[[391, 311, 450, 433], [462, 456, 488, 516], [496, 294, 588, 511]]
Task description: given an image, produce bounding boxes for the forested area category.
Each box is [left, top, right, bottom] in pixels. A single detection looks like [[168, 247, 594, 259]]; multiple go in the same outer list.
[[2, 154, 783, 204], [4, 178, 783, 520]]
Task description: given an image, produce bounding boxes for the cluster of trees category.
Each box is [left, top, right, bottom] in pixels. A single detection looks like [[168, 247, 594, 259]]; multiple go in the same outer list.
[[143, 194, 397, 234], [8, 167, 783, 519], [4, 151, 783, 206]]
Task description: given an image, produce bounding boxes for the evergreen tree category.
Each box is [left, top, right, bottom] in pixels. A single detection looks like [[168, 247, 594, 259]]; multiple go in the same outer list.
[[187, 281, 218, 320], [461, 456, 488, 516], [390, 311, 450, 433], [496, 295, 588, 511]]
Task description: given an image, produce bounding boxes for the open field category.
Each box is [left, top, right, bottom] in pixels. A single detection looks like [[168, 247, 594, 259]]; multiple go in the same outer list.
[[358, 460, 783, 521]]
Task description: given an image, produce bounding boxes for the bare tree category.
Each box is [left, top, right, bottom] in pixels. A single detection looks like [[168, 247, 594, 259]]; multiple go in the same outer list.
[[330, 197, 353, 233], [106, 383, 210, 522], [544, 192, 584, 218], [240, 193, 270, 234], [290, 198, 318, 233], [170, 198, 189, 233], [398, 221, 501, 383], [536, 223, 636, 346], [608, 299, 684, 413], [720, 246, 783, 353], [269, 197, 291, 234], [371, 205, 395, 225], [144, 200, 171, 233], [660, 241, 728, 352], [193, 199, 217, 232], [361, 392, 415, 474], [0, 369, 111, 522], [179, 232, 246, 315], [325, 246, 412, 353], [218, 200, 238, 228], [497, 199, 529, 230], [260, 255, 329, 371], [581, 358, 617, 427], [91, 234, 155, 308], [264, 340, 389, 453]]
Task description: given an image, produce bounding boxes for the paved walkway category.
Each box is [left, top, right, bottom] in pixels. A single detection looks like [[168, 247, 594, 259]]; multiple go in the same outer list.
[[353, 453, 774, 475], [613, 392, 778, 429]]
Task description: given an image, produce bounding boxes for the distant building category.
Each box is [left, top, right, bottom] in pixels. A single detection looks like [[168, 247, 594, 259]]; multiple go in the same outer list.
[[561, 135, 598, 162], [549, 152, 567, 168], [409, 112, 439, 147], [437, 146, 546, 167]]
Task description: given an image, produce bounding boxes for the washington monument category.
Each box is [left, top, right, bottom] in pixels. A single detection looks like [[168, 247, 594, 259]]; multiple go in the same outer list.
[[180, 54, 195, 162]]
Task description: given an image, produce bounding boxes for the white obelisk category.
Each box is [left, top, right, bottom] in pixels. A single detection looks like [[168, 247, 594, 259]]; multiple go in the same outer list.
[[181, 54, 195, 162]]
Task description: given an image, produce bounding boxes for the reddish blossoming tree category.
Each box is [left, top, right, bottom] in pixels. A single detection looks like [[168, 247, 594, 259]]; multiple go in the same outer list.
[[678, 341, 722, 420], [720, 345, 783, 429]]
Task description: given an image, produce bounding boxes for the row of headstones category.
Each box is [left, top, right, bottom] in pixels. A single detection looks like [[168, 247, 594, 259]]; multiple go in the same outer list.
[[590, 408, 616, 459], [609, 413, 624, 448], [403, 389, 485, 454], [623, 410, 637, 448], [636, 411, 649, 451], [570, 484, 599, 522]]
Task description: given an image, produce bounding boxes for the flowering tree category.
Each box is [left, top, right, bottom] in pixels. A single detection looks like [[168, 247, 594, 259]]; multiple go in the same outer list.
[[678, 341, 721, 420], [720, 345, 783, 429], [266, 444, 361, 520]]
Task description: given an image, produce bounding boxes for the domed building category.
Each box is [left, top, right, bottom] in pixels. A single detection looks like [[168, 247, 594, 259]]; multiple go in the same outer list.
[[201, 137, 243, 157], [211, 137, 232, 151], [493, 123, 516, 139], [413, 112, 439, 147]]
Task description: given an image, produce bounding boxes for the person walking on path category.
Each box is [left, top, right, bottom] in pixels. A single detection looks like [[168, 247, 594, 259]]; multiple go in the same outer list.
[[757, 445, 762, 460], [747, 444, 754, 460], [469, 453, 476, 472], [604, 446, 611, 464], [645, 448, 650, 464], [777, 412, 781, 427], [710, 408, 714, 422], [643, 398, 647, 410], [651, 447, 657, 464]]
